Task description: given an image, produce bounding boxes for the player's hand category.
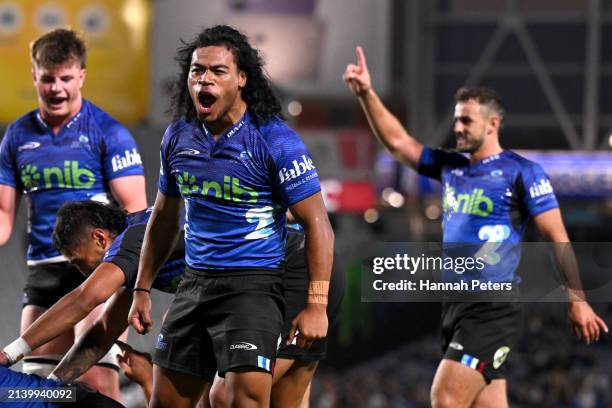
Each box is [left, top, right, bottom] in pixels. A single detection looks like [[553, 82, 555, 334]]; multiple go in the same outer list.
[[0, 351, 10, 367], [115, 340, 153, 387], [287, 303, 328, 350], [568, 301, 608, 344], [343, 46, 372, 97], [128, 291, 153, 335]]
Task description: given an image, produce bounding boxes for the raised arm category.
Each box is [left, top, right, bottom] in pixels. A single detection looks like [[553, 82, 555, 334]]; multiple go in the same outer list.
[[128, 191, 182, 334], [0, 184, 19, 246], [534, 208, 608, 344], [287, 192, 334, 349], [109, 175, 147, 212], [343, 46, 424, 169]]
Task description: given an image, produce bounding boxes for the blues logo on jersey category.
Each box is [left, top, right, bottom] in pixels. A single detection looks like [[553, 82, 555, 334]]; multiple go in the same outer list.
[[158, 111, 321, 270], [0, 100, 144, 263]]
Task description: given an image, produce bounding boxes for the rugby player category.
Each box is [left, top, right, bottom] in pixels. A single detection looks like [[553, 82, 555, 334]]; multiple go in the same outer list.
[[343, 46, 608, 408], [0, 201, 183, 384], [128, 25, 334, 408], [0, 28, 146, 400]]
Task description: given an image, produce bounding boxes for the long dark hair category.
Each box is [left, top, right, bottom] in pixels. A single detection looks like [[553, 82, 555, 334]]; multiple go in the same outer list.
[[53, 201, 127, 251], [169, 25, 283, 124]]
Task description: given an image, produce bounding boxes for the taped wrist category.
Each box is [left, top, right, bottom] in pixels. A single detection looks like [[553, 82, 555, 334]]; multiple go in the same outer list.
[[307, 280, 330, 304], [3, 337, 31, 365]]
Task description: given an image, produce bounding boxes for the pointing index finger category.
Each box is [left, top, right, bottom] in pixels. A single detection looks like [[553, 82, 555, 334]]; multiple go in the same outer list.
[[356, 46, 368, 70]]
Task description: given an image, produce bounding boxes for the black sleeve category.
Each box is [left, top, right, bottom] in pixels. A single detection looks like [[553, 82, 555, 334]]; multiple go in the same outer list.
[[107, 224, 146, 289], [417, 147, 469, 180]]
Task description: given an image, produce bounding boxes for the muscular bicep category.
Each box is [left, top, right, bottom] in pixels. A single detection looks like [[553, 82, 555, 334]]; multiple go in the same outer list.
[[109, 175, 147, 212], [289, 192, 329, 229], [0, 184, 19, 245]]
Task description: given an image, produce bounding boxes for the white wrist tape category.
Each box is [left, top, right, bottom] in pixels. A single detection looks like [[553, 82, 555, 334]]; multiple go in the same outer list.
[[3, 337, 31, 364], [46, 373, 61, 382]]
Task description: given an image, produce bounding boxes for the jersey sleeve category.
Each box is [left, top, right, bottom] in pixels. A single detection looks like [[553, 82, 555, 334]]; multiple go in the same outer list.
[[0, 127, 18, 188], [157, 125, 181, 197], [417, 147, 468, 180], [102, 123, 145, 180], [518, 161, 559, 216], [267, 125, 321, 206], [102, 225, 145, 288]]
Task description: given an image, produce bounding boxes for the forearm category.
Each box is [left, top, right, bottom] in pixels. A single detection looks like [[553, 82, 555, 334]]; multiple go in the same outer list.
[[552, 243, 587, 302], [22, 288, 97, 351], [358, 89, 423, 167], [303, 218, 334, 297], [51, 325, 113, 383]]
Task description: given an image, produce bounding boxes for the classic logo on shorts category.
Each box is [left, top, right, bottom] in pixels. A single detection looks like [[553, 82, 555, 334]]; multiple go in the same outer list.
[[230, 342, 258, 351], [449, 341, 464, 351], [492, 346, 510, 369], [155, 334, 168, 351]]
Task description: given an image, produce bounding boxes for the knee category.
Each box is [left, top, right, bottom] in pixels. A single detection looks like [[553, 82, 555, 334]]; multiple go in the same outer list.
[[209, 380, 228, 408], [228, 385, 268, 408], [431, 385, 461, 408]]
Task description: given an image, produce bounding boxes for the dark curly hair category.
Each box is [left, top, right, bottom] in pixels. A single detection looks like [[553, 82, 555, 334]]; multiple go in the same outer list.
[[169, 25, 282, 124], [53, 201, 127, 252]]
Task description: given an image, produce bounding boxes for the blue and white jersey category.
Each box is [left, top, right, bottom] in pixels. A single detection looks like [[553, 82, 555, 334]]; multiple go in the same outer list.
[[158, 111, 321, 270], [418, 148, 559, 283], [0, 100, 144, 264], [103, 208, 186, 293]]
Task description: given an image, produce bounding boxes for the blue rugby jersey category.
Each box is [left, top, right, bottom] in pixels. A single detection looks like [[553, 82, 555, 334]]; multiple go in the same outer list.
[[418, 148, 559, 283], [103, 208, 186, 293], [158, 112, 321, 270], [0, 366, 63, 407], [0, 100, 144, 264]]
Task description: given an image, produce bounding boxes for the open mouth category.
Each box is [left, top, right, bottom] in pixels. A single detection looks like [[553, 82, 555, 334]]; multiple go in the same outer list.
[[48, 96, 67, 108], [198, 92, 217, 114]]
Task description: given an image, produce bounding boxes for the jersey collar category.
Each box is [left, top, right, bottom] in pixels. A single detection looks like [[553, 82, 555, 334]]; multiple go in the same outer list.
[[35, 99, 88, 135], [201, 110, 249, 141]]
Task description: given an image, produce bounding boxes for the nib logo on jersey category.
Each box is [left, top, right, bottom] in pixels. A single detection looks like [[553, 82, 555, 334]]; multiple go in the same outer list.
[[111, 148, 142, 172], [278, 155, 316, 185], [176, 171, 258, 203], [529, 179, 554, 199], [444, 185, 493, 217], [21, 161, 95, 191]]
